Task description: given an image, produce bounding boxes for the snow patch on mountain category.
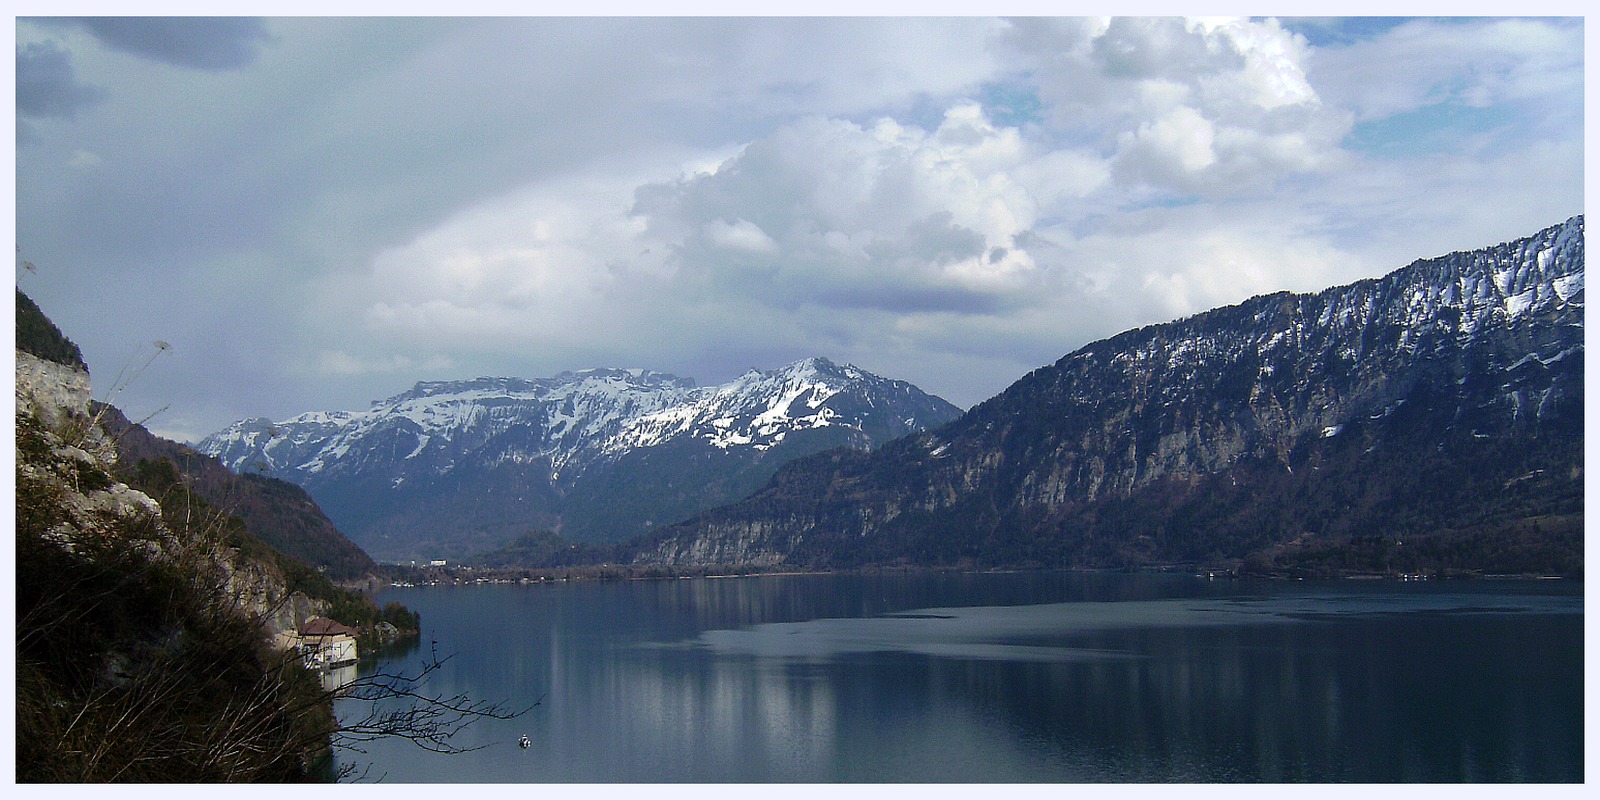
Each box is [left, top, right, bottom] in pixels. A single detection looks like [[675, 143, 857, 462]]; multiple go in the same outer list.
[[198, 357, 959, 488], [611, 358, 872, 452]]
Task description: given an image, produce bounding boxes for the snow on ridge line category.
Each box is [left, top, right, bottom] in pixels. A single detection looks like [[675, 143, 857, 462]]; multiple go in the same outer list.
[[607, 374, 858, 453]]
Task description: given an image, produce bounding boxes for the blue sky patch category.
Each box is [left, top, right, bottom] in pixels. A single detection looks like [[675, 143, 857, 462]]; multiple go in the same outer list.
[[980, 81, 1045, 128], [1346, 102, 1520, 160], [1280, 16, 1415, 47]]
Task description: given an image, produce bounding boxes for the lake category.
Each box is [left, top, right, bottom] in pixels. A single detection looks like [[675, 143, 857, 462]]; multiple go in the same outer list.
[[332, 571, 1583, 782]]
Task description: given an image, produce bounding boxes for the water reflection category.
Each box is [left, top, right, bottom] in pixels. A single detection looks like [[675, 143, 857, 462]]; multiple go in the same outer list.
[[337, 574, 1582, 782], [318, 663, 358, 693], [684, 590, 1580, 663]]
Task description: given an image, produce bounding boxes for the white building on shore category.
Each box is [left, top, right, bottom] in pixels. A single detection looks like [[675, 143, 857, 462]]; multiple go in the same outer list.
[[295, 616, 360, 669]]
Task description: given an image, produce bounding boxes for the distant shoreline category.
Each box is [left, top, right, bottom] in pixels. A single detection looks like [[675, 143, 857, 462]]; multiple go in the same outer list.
[[363, 562, 1581, 592]]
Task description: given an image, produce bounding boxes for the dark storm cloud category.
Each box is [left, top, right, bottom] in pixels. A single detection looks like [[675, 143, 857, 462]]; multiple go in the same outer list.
[[51, 17, 273, 71], [15, 40, 105, 119]]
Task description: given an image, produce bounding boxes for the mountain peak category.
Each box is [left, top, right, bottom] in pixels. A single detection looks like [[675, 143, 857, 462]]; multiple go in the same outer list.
[[198, 359, 962, 560]]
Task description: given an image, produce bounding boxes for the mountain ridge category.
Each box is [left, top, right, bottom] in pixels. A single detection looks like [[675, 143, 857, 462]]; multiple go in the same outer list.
[[95, 404, 379, 581], [199, 356, 963, 560], [634, 216, 1584, 574]]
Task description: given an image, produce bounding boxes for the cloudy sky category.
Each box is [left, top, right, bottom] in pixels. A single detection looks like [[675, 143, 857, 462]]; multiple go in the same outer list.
[[13, 13, 1584, 443]]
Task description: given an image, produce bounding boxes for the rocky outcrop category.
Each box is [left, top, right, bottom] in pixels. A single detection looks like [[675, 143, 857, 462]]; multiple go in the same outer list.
[[16, 349, 95, 431], [14, 293, 411, 781], [15, 347, 325, 643]]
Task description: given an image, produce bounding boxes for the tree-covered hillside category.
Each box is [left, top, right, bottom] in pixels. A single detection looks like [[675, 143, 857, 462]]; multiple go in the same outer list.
[[16, 289, 86, 369], [97, 403, 379, 581]]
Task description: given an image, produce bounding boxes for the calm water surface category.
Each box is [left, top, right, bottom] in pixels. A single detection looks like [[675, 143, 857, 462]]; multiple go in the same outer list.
[[334, 572, 1582, 782]]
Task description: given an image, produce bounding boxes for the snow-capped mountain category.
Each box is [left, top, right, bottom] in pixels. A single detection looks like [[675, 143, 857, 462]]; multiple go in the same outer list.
[[198, 358, 961, 561], [639, 217, 1584, 573], [612, 358, 954, 454], [203, 369, 700, 489]]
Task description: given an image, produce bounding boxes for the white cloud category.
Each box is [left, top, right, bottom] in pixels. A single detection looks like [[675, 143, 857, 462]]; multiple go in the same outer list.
[[704, 219, 779, 255], [306, 100, 1083, 403], [1187, 17, 1317, 111], [1116, 105, 1218, 183], [1007, 16, 1348, 196], [334, 169, 646, 353], [630, 106, 1051, 312], [1078, 212, 1354, 325], [297, 13, 1581, 414], [13, 16, 1584, 429], [1309, 18, 1584, 123]]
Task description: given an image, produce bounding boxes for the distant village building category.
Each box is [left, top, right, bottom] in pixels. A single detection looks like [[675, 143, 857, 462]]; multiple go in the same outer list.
[[297, 616, 359, 669]]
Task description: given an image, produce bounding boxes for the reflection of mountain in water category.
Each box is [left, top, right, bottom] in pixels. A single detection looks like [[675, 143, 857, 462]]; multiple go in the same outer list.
[[344, 574, 1583, 782]]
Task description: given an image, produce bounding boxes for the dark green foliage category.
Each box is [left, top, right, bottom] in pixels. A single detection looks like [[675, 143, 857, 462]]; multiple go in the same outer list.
[[16, 289, 86, 369], [308, 465, 565, 564], [1240, 515, 1584, 578], [655, 399, 1582, 577], [12, 290, 454, 781], [15, 545, 334, 780], [235, 472, 379, 579], [560, 422, 958, 545], [102, 411, 411, 636], [14, 417, 69, 536], [557, 437, 792, 543], [13, 411, 436, 781], [380, 601, 421, 632]]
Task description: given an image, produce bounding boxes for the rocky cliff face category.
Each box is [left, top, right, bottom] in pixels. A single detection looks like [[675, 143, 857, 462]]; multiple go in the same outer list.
[[15, 344, 343, 780], [15, 348, 326, 642], [16, 347, 93, 430], [17, 349, 161, 542], [639, 217, 1584, 572], [199, 357, 962, 561]]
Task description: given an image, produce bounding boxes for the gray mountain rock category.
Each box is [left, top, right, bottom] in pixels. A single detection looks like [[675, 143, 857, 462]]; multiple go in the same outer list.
[[638, 217, 1584, 573], [199, 357, 962, 561]]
